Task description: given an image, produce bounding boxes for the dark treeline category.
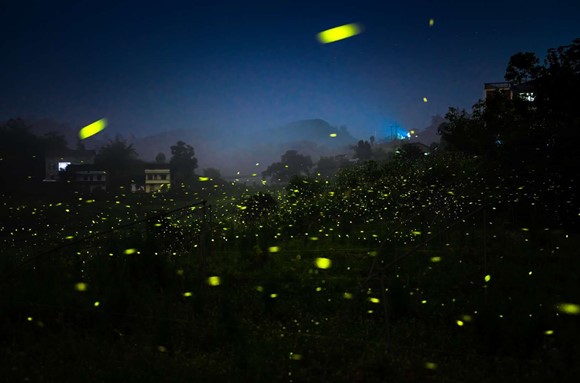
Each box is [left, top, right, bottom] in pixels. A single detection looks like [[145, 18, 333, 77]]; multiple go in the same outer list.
[[438, 38, 580, 227], [0, 120, 201, 197]]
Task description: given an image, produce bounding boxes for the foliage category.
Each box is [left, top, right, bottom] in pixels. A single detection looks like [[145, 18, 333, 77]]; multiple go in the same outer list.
[[155, 152, 166, 163], [285, 175, 324, 200], [396, 143, 425, 161], [95, 136, 142, 190], [315, 155, 349, 178], [262, 150, 313, 183], [351, 139, 372, 160], [0, 119, 69, 192], [203, 167, 222, 180], [439, 38, 580, 226], [240, 192, 278, 223], [42, 131, 68, 152], [505, 51, 541, 85], [169, 141, 198, 188], [2, 131, 580, 381], [2, 155, 579, 381]]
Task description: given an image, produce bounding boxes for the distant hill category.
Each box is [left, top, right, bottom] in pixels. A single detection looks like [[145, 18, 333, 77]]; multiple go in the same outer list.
[[267, 119, 357, 147]]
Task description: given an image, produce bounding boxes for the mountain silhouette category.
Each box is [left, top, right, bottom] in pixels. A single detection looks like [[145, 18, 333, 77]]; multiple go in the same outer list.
[[267, 119, 357, 147]]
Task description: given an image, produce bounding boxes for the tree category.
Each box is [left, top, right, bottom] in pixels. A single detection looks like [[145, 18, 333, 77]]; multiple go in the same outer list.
[[396, 143, 425, 161], [0, 119, 47, 189], [240, 192, 278, 223], [439, 38, 580, 226], [505, 52, 540, 85], [286, 175, 323, 200], [262, 150, 313, 183], [94, 136, 141, 190], [352, 140, 372, 160], [169, 141, 198, 188], [315, 155, 349, 178], [155, 152, 166, 164], [42, 131, 68, 152], [203, 167, 222, 180], [316, 156, 339, 178], [439, 94, 533, 160]]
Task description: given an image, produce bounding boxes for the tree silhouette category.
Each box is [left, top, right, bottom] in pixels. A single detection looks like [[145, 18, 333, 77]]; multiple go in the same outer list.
[[315, 155, 349, 178], [203, 167, 222, 180], [439, 38, 580, 225], [396, 143, 425, 161], [352, 140, 372, 160], [42, 131, 68, 152], [169, 141, 198, 188], [0, 119, 47, 190], [262, 150, 313, 183], [155, 152, 166, 164], [505, 52, 540, 85], [94, 136, 141, 190], [240, 192, 278, 223]]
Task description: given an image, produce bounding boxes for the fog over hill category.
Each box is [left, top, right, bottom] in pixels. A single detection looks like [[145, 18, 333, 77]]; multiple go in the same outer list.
[[132, 119, 358, 177], [415, 115, 444, 145], [12, 116, 442, 177]]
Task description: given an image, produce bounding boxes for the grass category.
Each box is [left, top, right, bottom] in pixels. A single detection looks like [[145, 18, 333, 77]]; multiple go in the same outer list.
[[1, 156, 579, 382]]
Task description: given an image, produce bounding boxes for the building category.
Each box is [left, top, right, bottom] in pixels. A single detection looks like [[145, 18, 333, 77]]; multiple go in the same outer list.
[[66, 164, 107, 193], [44, 149, 96, 181], [145, 163, 171, 193], [484, 81, 535, 101]]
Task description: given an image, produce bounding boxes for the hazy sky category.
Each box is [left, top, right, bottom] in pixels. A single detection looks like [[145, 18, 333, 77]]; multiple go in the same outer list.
[[2, 0, 579, 140]]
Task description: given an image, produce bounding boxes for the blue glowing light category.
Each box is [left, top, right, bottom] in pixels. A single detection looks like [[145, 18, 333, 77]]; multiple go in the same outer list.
[[383, 123, 409, 141]]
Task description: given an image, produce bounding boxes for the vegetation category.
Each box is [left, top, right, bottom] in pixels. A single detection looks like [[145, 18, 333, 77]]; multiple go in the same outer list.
[[94, 136, 143, 190], [0, 119, 68, 192], [169, 141, 198, 189], [262, 150, 313, 183], [352, 139, 372, 160]]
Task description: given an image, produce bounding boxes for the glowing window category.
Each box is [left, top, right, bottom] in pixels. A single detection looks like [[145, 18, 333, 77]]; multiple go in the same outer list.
[[58, 162, 71, 171]]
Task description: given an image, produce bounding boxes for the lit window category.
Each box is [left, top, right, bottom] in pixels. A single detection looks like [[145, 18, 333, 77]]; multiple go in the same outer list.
[[58, 162, 71, 171], [519, 92, 535, 102]]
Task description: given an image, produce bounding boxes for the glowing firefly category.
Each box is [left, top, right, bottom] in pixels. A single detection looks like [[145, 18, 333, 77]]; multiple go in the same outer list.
[[207, 276, 221, 286], [79, 118, 107, 139], [314, 257, 332, 269], [317, 23, 362, 44], [556, 303, 580, 315]]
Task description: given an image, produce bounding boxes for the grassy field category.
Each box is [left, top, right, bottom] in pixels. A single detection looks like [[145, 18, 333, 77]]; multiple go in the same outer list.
[[1, 156, 579, 382]]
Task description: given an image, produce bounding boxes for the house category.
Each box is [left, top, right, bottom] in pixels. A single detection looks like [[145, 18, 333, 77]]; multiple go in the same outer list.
[[44, 149, 96, 181], [484, 81, 535, 101], [65, 164, 107, 193], [144, 163, 171, 193]]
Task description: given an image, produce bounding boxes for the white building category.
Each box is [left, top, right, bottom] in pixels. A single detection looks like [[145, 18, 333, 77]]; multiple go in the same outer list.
[[145, 165, 170, 193]]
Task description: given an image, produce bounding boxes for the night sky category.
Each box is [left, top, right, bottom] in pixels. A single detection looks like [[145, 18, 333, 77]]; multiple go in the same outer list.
[[2, 0, 579, 142]]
